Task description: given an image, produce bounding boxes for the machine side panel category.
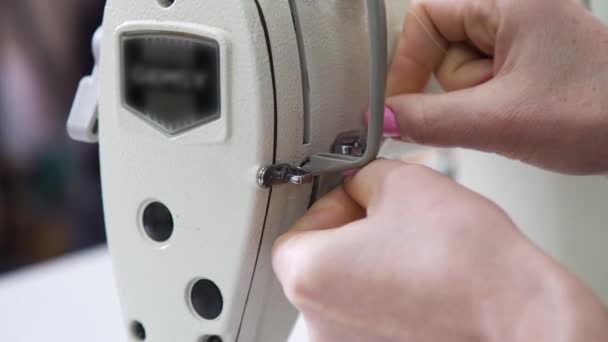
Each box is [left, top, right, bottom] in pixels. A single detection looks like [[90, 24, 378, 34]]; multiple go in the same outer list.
[[98, 0, 275, 341]]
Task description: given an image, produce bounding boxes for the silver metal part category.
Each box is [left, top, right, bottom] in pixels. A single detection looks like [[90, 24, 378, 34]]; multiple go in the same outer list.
[[332, 131, 367, 157], [259, 0, 388, 187], [259, 131, 370, 188], [258, 164, 314, 188]]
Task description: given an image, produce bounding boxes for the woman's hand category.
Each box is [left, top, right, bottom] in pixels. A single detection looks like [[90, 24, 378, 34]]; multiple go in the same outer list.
[[387, 0, 608, 174], [273, 160, 608, 342], [272, 2, 608, 340]]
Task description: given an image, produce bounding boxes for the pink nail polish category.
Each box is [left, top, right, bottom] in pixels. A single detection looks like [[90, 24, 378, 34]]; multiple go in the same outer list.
[[364, 106, 401, 138], [382, 107, 401, 138], [342, 169, 360, 177]]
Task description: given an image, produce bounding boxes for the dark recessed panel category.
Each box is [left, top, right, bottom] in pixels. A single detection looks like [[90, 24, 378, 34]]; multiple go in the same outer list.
[[122, 33, 221, 135]]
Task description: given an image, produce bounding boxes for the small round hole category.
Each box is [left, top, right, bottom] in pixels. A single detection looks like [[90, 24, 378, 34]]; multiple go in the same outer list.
[[130, 321, 146, 341], [142, 201, 174, 242], [190, 279, 224, 320], [204, 336, 223, 342], [157, 0, 175, 8]]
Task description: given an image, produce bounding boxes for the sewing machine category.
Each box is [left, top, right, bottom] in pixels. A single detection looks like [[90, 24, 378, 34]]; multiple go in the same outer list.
[[67, 1, 408, 341]]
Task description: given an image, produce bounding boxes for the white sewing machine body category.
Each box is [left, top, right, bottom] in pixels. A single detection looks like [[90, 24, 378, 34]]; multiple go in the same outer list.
[[67, 1, 406, 341]]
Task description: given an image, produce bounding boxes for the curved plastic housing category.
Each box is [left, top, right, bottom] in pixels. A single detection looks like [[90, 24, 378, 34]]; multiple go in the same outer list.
[[305, 0, 387, 175]]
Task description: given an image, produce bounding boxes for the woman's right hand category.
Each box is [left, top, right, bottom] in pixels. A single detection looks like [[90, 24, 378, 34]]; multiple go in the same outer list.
[[386, 0, 608, 174]]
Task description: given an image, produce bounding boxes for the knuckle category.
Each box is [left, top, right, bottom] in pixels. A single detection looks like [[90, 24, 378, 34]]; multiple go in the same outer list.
[[272, 236, 326, 308], [466, 0, 490, 23], [399, 54, 436, 82], [410, 0, 425, 12], [440, 194, 507, 233], [435, 65, 456, 91], [439, 202, 478, 227]]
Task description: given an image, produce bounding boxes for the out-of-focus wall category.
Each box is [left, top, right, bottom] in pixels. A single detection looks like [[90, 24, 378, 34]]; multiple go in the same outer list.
[[457, 152, 608, 303], [592, 0, 608, 22], [0, 1, 106, 274]]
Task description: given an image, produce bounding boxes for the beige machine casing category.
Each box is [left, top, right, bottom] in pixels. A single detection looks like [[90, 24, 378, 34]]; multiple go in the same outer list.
[[88, 1, 407, 341]]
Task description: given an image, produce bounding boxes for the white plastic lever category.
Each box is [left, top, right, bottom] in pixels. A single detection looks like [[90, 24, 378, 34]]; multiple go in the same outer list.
[[67, 28, 102, 143]]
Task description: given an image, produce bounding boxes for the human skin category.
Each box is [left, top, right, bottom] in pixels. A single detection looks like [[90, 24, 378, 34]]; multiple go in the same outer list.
[[272, 0, 608, 341], [386, 0, 608, 174], [274, 161, 608, 341]]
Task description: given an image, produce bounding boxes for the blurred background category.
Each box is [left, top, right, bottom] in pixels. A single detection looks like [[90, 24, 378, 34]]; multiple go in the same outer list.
[[0, 1, 106, 273]]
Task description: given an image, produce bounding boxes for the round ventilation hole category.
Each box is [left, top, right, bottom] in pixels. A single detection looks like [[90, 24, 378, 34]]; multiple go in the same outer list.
[[190, 279, 224, 320], [130, 321, 146, 341], [142, 201, 174, 243]]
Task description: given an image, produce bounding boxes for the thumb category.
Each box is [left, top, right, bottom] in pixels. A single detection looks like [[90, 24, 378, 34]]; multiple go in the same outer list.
[[272, 188, 364, 302], [386, 80, 524, 154]]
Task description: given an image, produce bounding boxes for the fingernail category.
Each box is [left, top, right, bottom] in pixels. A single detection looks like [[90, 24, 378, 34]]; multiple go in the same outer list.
[[364, 106, 401, 138], [382, 107, 401, 138], [342, 168, 360, 177]]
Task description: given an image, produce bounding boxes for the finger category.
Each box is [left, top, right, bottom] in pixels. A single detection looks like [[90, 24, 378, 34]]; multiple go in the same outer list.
[[343, 159, 432, 211], [421, 0, 499, 55], [387, 3, 446, 95], [387, 0, 499, 95], [436, 43, 494, 91], [386, 80, 521, 152], [272, 188, 364, 306], [273, 187, 364, 262], [288, 187, 365, 234]]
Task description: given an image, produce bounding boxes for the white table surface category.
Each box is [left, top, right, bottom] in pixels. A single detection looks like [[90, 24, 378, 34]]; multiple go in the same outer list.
[[0, 246, 308, 342]]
